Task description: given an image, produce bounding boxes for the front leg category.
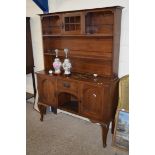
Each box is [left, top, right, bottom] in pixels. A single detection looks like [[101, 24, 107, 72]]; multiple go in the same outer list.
[[38, 104, 46, 121], [111, 120, 115, 134], [101, 122, 110, 148]]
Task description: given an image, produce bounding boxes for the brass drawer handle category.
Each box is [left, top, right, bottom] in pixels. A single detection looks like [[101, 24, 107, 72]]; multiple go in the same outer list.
[[63, 83, 70, 88]]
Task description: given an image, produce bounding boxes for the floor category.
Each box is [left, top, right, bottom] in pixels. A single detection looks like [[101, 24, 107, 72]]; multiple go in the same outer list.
[[26, 102, 129, 155]]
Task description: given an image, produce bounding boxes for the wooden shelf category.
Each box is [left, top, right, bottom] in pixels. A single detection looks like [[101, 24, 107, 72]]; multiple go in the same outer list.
[[58, 101, 79, 114], [65, 23, 80, 24], [44, 52, 112, 61], [47, 25, 62, 28], [42, 34, 113, 37]]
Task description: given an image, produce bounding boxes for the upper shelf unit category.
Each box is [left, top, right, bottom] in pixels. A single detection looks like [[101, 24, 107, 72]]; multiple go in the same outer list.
[[39, 6, 123, 77], [40, 7, 119, 36]]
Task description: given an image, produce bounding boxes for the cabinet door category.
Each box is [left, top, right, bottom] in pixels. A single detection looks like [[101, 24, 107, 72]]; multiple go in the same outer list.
[[41, 14, 62, 35], [81, 84, 104, 120], [62, 12, 84, 35], [85, 10, 114, 35], [37, 75, 56, 107]]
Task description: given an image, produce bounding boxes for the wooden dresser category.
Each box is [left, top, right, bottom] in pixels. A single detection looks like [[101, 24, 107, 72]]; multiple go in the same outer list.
[[36, 6, 123, 147]]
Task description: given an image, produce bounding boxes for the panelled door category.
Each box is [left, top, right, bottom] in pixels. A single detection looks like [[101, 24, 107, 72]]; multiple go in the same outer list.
[[37, 75, 56, 107], [81, 84, 104, 120]]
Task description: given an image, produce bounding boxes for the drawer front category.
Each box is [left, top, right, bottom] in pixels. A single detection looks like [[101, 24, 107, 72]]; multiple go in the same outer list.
[[57, 80, 78, 94]]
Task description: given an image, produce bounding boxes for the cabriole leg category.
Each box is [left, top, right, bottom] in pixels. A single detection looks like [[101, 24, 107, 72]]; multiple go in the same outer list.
[[111, 120, 115, 134], [38, 104, 46, 122], [101, 122, 110, 148]]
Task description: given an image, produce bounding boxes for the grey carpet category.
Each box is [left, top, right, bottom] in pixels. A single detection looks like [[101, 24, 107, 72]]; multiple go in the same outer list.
[[26, 103, 128, 155]]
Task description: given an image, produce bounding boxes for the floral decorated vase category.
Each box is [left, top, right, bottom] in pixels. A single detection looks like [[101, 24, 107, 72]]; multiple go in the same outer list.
[[53, 49, 62, 74]]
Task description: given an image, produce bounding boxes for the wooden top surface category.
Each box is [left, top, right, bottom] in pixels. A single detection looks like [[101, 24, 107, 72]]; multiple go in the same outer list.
[[36, 70, 118, 84]]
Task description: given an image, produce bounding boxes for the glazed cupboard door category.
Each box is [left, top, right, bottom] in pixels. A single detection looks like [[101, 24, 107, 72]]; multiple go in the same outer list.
[[37, 75, 56, 107], [85, 10, 114, 36], [62, 12, 85, 35], [41, 14, 62, 35], [81, 84, 104, 120]]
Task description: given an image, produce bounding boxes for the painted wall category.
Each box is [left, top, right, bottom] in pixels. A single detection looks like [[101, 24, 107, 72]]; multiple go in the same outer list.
[[26, 0, 44, 94], [26, 0, 129, 93]]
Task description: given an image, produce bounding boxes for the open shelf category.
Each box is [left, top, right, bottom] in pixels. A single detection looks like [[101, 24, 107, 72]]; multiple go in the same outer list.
[[86, 24, 113, 35], [44, 52, 112, 61], [59, 101, 79, 114], [42, 34, 113, 37], [85, 11, 114, 35], [42, 15, 62, 35], [43, 26, 62, 35], [58, 92, 79, 114]]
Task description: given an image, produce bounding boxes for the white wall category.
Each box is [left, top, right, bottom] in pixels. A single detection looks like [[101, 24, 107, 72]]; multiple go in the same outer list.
[[26, 0, 44, 93], [49, 0, 129, 78]]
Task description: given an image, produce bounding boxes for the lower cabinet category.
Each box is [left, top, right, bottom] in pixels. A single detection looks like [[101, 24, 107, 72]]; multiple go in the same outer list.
[[36, 72, 118, 148], [37, 75, 56, 107], [80, 84, 104, 120]]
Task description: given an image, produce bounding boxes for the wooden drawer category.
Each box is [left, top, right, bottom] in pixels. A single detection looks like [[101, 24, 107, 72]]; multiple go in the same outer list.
[[57, 80, 78, 94]]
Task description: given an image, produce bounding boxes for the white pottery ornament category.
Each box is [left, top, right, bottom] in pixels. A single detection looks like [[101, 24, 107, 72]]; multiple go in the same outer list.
[[48, 70, 53, 74], [62, 48, 72, 75], [93, 73, 98, 82], [53, 49, 62, 74]]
